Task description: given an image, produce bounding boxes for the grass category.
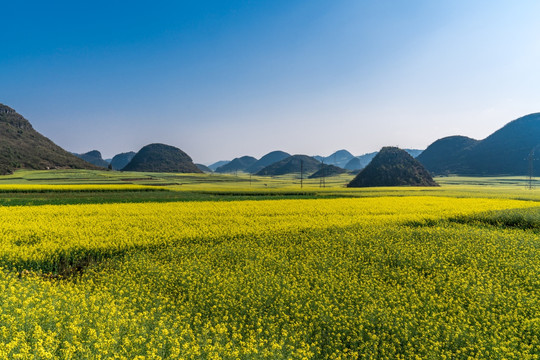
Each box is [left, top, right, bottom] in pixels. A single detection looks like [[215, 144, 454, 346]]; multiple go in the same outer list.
[[0, 170, 538, 206], [449, 207, 540, 232]]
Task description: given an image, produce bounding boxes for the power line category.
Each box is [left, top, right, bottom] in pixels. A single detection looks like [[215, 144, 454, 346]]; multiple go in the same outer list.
[[319, 160, 326, 188]]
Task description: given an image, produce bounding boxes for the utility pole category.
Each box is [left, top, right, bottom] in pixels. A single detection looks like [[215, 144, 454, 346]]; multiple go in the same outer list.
[[319, 161, 323, 188], [300, 160, 304, 189], [319, 160, 326, 188]]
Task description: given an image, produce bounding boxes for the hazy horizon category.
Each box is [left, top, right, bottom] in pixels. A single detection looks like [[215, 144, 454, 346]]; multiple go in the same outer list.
[[2, 1, 539, 163]]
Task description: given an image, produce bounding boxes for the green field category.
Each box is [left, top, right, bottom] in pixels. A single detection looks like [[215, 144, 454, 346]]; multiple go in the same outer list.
[[0, 170, 538, 359], [0, 169, 539, 205]]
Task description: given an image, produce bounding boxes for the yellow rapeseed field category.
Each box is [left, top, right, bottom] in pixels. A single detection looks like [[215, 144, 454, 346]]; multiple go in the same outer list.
[[0, 196, 538, 359]]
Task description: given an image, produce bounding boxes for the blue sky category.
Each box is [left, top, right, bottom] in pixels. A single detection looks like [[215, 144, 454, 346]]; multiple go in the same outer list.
[[2, 1, 539, 164]]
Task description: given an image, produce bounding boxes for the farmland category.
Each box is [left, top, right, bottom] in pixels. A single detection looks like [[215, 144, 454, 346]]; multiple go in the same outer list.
[[0, 170, 538, 359]]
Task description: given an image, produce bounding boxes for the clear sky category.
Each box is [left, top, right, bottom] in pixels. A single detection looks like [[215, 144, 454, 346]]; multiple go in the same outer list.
[[2, 0, 539, 164]]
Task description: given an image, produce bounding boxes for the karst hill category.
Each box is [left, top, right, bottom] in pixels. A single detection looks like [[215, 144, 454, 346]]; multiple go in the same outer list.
[[74, 150, 109, 168], [256, 155, 321, 176], [246, 151, 290, 174], [308, 164, 347, 178], [215, 156, 257, 173], [348, 147, 438, 187], [122, 143, 202, 173], [418, 113, 540, 175], [0, 104, 98, 175], [110, 151, 136, 170]]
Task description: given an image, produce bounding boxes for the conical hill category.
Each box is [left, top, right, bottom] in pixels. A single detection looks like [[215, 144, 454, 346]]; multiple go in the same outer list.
[[122, 143, 202, 173], [348, 147, 438, 187]]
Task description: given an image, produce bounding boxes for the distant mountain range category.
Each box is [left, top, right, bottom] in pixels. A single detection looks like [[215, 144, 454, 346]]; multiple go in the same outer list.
[[208, 160, 230, 171], [0, 104, 97, 175], [308, 164, 346, 179], [110, 151, 136, 170], [417, 113, 540, 175], [415, 136, 478, 175], [208, 149, 423, 175], [74, 150, 109, 168], [256, 155, 321, 176], [343, 149, 422, 171], [1, 103, 538, 178], [195, 163, 212, 173], [215, 156, 257, 173], [314, 149, 355, 168], [246, 151, 290, 173], [344, 152, 378, 171]]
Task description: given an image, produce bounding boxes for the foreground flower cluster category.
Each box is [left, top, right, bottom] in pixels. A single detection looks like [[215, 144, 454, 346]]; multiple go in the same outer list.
[[0, 196, 538, 359]]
